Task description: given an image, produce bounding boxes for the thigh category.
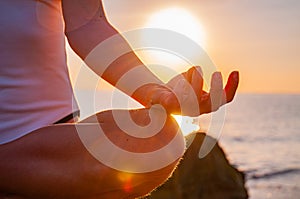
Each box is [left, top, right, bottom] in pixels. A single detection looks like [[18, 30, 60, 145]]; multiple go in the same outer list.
[[0, 108, 184, 198]]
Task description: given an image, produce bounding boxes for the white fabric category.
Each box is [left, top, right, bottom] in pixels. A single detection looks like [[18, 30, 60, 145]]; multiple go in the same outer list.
[[0, 0, 79, 144]]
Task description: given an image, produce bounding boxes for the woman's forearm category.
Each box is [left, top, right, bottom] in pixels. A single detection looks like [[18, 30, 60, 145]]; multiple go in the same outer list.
[[63, 0, 163, 105]]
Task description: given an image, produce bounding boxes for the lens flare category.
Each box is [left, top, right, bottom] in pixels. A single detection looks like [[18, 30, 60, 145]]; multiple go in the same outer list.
[[172, 115, 200, 136], [118, 173, 133, 193]]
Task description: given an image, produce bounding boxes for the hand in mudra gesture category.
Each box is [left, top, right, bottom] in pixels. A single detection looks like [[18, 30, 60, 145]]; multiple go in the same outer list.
[[146, 66, 239, 116]]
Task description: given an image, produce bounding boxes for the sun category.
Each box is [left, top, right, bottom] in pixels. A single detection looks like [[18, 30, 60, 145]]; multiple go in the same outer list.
[[138, 7, 206, 80], [138, 7, 206, 136], [146, 7, 205, 46], [137, 7, 206, 136]]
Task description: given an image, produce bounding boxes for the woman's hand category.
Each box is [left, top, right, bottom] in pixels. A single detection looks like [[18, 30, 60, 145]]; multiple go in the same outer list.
[[138, 66, 239, 116]]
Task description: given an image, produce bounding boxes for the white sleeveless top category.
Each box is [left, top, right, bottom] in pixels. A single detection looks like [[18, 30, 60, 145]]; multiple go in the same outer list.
[[0, 0, 79, 144]]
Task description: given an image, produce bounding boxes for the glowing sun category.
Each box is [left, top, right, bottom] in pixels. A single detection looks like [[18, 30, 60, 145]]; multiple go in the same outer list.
[[139, 7, 207, 79], [146, 7, 205, 46], [142, 7, 205, 136]]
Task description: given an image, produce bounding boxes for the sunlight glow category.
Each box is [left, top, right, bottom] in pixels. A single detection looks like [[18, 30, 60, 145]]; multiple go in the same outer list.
[[141, 7, 203, 136], [146, 7, 205, 47], [172, 115, 200, 137], [138, 7, 207, 81], [118, 173, 133, 193]]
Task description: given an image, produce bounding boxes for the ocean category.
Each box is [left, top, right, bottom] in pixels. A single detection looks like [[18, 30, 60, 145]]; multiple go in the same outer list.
[[75, 91, 300, 199], [216, 94, 300, 199]]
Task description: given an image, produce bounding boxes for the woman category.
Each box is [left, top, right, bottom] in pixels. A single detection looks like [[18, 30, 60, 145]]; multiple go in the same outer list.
[[0, 0, 238, 198]]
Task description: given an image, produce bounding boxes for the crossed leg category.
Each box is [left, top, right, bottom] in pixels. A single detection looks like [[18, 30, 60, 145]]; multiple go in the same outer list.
[[0, 108, 185, 199]]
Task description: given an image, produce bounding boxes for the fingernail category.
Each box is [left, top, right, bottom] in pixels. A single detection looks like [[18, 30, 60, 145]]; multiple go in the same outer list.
[[213, 71, 221, 78], [192, 70, 199, 82], [195, 66, 203, 76], [212, 72, 222, 83], [233, 71, 239, 81]]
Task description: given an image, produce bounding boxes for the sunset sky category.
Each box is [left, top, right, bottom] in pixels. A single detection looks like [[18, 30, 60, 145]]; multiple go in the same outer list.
[[67, 0, 300, 93]]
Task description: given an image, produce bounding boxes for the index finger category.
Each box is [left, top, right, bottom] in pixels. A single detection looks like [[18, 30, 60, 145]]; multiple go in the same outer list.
[[191, 66, 204, 101], [223, 71, 239, 104]]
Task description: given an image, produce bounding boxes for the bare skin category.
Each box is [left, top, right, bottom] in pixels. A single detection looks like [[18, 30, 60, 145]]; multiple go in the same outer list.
[[0, 68, 239, 198], [0, 0, 239, 198], [63, 0, 239, 116], [0, 109, 181, 199]]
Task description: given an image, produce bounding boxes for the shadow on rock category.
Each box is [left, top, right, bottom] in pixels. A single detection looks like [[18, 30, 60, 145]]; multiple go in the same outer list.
[[146, 132, 248, 199]]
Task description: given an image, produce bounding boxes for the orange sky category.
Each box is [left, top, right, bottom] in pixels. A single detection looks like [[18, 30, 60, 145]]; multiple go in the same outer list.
[[67, 0, 300, 93]]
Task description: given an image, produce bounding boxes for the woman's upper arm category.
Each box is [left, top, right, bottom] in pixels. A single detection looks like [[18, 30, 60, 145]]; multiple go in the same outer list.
[[61, 0, 117, 59], [61, 0, 107, 33]]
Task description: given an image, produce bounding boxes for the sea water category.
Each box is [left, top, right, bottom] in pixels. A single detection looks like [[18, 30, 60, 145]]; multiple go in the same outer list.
[[218, 94, 300, 199], [75, 91, 300, 199]]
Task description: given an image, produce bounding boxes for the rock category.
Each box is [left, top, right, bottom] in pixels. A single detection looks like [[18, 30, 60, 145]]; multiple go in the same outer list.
[[145, 132, 248, 199]]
